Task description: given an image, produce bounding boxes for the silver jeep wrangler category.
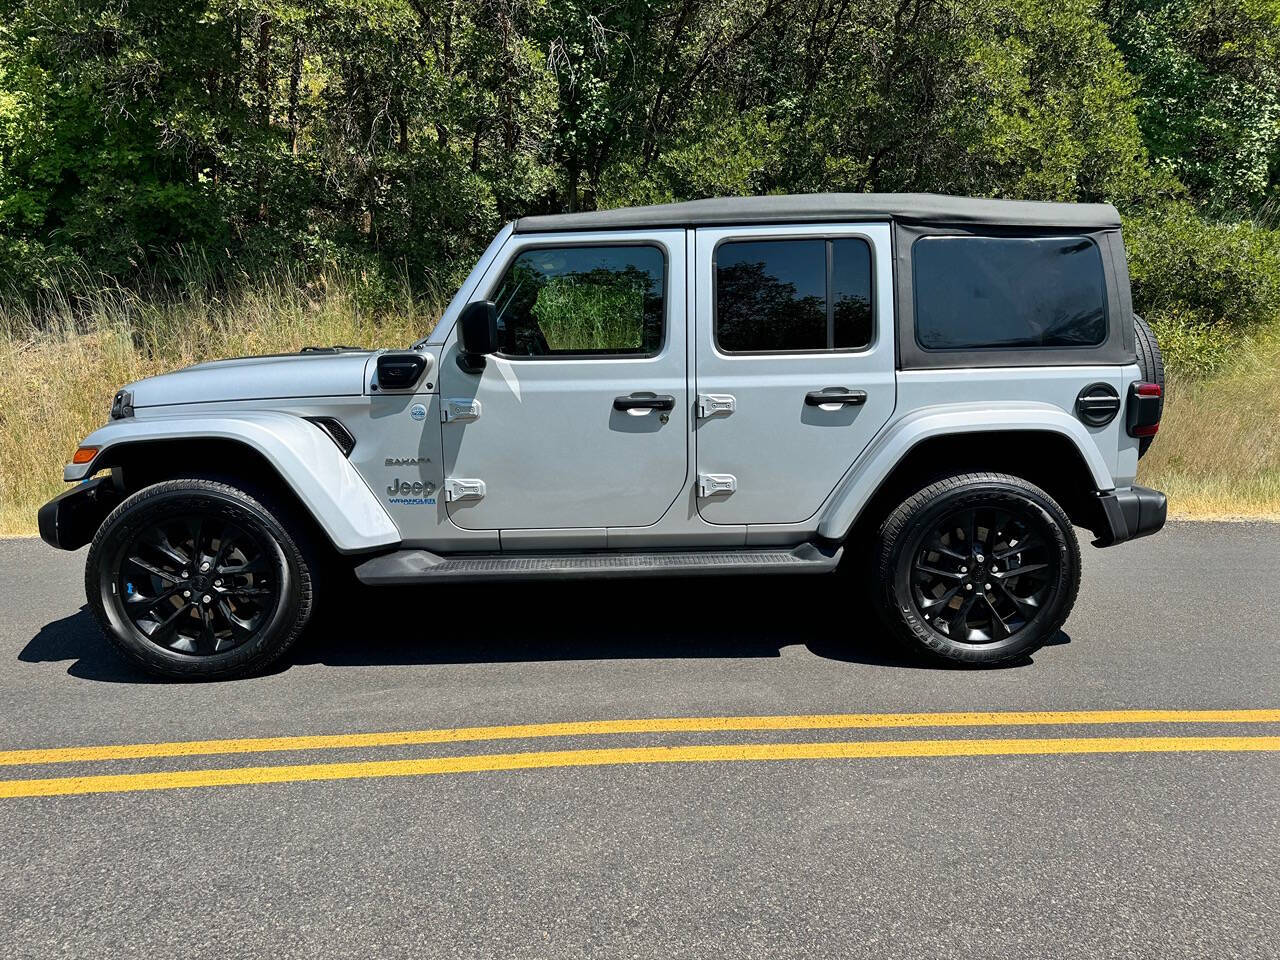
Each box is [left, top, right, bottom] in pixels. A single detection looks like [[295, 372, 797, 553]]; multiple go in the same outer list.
[[40, 194, 1167, 679]]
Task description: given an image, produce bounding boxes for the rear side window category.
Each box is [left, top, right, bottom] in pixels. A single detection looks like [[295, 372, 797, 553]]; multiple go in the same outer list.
[[715, 238, 873, 352], [491, 245, 665, 357], [913, 236, 1107, 350]]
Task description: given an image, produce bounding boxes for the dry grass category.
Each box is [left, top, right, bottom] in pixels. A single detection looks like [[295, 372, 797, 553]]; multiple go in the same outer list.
[[1137, 322, 1280, 519], [1, 277, 1276, 536], [0, 275, 434, 536]]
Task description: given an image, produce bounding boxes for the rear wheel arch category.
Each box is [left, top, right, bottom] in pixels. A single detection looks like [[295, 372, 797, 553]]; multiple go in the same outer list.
[[841, 429, 1107, 549]]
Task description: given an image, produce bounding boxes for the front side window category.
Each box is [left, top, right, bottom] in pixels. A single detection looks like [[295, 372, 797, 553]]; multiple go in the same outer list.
[[913, 235, 1108, 350], [715, 238, 873, 352], [491, 245, 665, 357]]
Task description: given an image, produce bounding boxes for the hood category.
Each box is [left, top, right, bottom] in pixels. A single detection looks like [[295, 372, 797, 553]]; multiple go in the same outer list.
[[127, 349, 375, 408]]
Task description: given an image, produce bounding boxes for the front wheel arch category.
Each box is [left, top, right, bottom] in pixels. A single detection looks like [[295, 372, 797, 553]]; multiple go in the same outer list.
[[90, 438, 337, 557]]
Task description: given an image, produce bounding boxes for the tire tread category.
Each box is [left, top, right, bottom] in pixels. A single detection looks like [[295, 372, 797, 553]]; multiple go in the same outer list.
[[874, 472, 1081, 665], [85, 478, 314, 680], [1133, 314, 1165, 458]]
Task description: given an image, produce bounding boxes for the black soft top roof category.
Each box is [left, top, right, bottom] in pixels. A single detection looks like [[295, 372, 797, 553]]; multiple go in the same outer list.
[[514, 192, 1121, 233]]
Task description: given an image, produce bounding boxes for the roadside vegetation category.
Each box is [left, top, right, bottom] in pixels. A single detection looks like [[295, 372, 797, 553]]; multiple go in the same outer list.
[[0, 271, 431, 535], [1138, 322, 1280, 518], [1, 0, 1279, 531]]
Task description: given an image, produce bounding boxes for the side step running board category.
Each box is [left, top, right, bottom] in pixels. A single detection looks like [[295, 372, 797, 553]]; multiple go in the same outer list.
[[354, 542, 843, 585]]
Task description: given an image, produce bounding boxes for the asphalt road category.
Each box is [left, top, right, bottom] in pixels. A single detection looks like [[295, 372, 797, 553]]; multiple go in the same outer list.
[[0, 522, 1277, 959]]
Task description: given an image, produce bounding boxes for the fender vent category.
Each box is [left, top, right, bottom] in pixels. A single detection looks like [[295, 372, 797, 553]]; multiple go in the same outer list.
[[306, 417, 356, 456]]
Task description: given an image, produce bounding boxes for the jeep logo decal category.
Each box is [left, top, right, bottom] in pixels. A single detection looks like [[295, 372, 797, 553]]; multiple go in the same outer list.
[[387, 478, 435, 497]]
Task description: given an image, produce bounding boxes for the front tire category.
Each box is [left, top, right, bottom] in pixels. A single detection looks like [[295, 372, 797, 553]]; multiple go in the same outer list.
[[85, 479, 313, 680], [874, 472, 1080, 665]]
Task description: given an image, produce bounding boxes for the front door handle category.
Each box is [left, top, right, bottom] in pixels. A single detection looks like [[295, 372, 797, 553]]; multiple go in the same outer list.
[[614, 393, 676, 412], [805, 389, 867, 407]]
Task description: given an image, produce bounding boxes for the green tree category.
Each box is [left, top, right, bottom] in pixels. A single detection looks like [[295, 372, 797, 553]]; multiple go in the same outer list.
[[0, 0, 1274, 304], [1104, 0, 1280, 211]]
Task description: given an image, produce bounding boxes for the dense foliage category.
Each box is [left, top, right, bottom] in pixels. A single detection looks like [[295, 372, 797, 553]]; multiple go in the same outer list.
[[2, 0, 1279, 366]]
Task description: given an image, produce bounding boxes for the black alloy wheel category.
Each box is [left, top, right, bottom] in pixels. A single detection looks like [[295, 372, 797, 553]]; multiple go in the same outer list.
[[875, 472, 1081, 665], [115, 514, 280, 656], [907, 504, 1057, 645], [86, 479, 313, 680]]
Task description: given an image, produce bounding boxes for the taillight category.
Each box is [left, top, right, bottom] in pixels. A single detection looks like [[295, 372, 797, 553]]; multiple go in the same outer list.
[[1126, 381, 1162, 438]]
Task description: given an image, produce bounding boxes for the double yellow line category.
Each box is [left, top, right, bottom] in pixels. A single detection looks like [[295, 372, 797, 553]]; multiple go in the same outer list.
[[2, 709, 1277, 799]]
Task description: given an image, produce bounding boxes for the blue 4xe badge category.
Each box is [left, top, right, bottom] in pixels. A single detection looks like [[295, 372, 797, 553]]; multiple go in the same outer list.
[[410, 403, 427, 421]]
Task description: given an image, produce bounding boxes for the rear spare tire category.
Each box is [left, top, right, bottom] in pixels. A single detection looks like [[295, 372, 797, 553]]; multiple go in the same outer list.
[[1134, 314, 1164, 457]]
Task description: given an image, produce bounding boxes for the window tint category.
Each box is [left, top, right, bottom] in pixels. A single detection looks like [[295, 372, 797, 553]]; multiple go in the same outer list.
[[491, 245, 665, 356], [715, 238, 873, 352], [831, 239, 874, 349], [913, 236, 1107, 350]]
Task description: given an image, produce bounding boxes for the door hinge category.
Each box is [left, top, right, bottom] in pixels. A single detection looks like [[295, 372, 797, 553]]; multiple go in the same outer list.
[[444, 478, 486, 501], [442, 398, 482, 422], [697, 394, 736, 419], [697, 473, 737, 497]]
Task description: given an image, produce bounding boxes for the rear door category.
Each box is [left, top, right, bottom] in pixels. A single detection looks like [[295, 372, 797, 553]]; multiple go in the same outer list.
[[693, 223, 896, 525]]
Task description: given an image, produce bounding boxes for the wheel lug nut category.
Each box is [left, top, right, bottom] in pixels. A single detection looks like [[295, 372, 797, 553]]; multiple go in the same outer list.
[[200, 562, 210, 572], [183, 590, 191, 598], [985, 583, 992, 590], [181, 571, 189, 579], [960, 566, 968, 573], [202, 595, 212, 604], [965, 584, 973, 591], [213, 579, 222, 587], [976, 554, 985, 563]]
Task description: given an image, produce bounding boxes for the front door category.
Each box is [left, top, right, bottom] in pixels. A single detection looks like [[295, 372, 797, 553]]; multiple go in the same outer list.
[[437, 229, 688, 530], [693, 223, 896, 525]]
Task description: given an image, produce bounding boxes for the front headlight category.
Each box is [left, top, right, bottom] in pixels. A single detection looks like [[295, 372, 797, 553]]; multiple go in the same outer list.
[[110, 389, 134, 420]]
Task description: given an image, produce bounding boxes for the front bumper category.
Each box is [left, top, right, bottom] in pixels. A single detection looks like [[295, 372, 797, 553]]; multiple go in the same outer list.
[[37, 475, 121, 551], [1092, 485, 1168, 547]]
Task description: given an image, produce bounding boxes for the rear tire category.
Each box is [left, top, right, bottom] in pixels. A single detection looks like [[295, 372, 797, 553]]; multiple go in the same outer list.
[[874, 472, 1080, 666], [1134, 314, 1165, 457], [85, 479, 314, 680]]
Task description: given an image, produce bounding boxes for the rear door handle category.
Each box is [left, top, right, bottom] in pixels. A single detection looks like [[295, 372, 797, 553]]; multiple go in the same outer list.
[[805, 389, 867, 407], [614, 393, 675, 412]]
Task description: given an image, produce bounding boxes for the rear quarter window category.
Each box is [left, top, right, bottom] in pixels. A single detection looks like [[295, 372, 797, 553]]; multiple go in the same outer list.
[[913, 236, 1108, 350]]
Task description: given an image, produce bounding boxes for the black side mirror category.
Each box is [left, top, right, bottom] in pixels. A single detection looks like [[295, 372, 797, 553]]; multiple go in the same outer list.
[[457, 300, 498, 373], [376, 352, 427, 390]]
